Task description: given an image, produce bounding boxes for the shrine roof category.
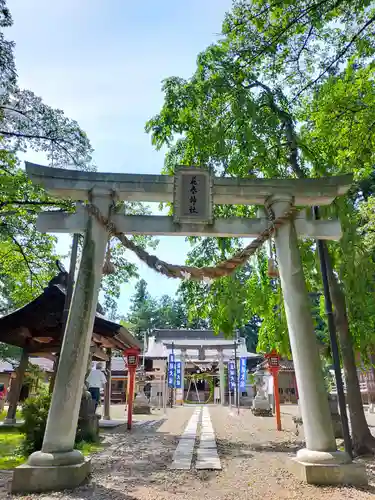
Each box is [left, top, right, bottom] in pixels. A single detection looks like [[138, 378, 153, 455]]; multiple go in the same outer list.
[[0, 357, 54, 373], [258, 358, 294, 372], [153, 329, 230, 341], [0, 279, 141, 354], [145, 331, 261, 361]]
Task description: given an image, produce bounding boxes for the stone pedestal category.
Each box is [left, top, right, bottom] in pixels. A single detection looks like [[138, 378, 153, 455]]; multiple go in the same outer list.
[[12, 459, 91, 494], [328, 395, 343, 439], [251, 395, 272, 416], [3, 418, 16, 426], [133, 392, 151, 415], [290, 450, 367, 486], [268, 196, 367, 486], [175, 388, 184, 405], [76, 392, 100, 442]]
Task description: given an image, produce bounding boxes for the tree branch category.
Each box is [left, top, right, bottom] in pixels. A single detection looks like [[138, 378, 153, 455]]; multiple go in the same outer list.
[[239, 0, 334, 65], [292, 14, 375, 102], [225, 0, 286, 34], [0, 129, 82, 167], [2, 225, 44, 290], [0, 200, 70, 209], [242, 80, 305, 178], [293, 24, 314, 78]]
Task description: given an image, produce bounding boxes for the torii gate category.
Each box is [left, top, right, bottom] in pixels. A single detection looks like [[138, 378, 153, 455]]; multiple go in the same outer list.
[[12, 163, 367, 493]]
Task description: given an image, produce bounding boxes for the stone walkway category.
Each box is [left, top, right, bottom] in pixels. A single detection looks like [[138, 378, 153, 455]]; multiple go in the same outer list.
[[170, 407, 200, 470], [196, 407, 221, 470], [2, 406, 375, 500], [170, 407, 221, 471]]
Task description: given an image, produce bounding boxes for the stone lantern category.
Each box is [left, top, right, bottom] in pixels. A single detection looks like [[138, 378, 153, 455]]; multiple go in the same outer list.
[[133, 367, 151, 415], [251, 366, 272, 416]]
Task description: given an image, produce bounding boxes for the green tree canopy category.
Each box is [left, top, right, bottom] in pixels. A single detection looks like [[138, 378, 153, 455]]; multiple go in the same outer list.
[[146, 0, 375, 454], [124, 279, 209, 340]]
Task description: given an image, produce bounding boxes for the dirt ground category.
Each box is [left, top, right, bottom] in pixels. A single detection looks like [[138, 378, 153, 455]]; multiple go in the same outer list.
[[2, 405, 375, 500]]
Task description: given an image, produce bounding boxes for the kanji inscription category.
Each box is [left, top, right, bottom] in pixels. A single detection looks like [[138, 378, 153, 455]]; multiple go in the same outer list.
[[173, 167, 213, 224]]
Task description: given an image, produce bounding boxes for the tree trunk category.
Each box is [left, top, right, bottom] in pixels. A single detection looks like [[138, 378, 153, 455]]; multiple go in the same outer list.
[[5, 348, 28, 423], [326, 253, 375, 455], [48, 355, 59, 394], [369, 349, 375, 384]]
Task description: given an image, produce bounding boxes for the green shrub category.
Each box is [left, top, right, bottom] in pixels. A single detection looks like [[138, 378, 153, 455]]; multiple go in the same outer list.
[[20, 392, 98, 457], [19, 393, 51, 456]]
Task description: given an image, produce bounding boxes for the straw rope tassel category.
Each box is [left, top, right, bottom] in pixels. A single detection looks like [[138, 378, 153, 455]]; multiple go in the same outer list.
[[102, 238, 116, 275]]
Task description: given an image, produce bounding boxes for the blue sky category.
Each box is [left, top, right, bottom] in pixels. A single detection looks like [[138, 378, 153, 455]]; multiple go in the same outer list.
[[9, 0, 232, 313]]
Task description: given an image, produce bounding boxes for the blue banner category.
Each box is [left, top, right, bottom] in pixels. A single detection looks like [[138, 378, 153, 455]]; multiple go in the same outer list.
[[168, 353, 175, 388], [175, 361, 182, 389], [239, 358, 247, 390], [229, 361, 236, 390]]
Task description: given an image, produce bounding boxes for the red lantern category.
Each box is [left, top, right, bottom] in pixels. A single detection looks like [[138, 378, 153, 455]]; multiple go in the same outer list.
[[125, 347, 140, 368], [266, 350, 280, 371], [124, 347, 140, 430]]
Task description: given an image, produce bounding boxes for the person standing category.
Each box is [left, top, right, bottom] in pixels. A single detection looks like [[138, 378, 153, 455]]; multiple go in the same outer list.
[[267, 373, 275, 414], [0, 383, 6, 412], [86, 362, 107, 410], [143, 380, 151, 403]]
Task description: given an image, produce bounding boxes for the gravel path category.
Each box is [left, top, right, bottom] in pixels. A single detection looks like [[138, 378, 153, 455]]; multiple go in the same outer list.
[[2, 406, 375, 500]]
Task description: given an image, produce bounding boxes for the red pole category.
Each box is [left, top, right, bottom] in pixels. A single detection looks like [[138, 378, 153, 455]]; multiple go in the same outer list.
[[127, 367, 135, 430], [273, 368, 282, 431]]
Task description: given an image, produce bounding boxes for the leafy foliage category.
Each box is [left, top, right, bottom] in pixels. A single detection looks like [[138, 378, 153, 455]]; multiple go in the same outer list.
[[0, 89, 94, 170], [146, 0, 375, 354], [0, 152, 65, 314], [0, 343, 21, 364], [124, 279, 208, 340], [0, 0, 16, 95], [146, 0, 375, 451], [19, 390, 99, 456], [19, 393, 51, 456], [0, 428, 24, 470], [222, 0, 375, 99]]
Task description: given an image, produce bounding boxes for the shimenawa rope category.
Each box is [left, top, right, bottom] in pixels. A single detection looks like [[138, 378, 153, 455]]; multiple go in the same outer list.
[[87, 201, 298, 281]]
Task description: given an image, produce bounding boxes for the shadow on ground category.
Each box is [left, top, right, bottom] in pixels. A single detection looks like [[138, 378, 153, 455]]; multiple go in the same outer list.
[[247, 440, 302, 454], [46, 483, 139, 500], [6, 417, 375, 499], [215, 436, 303, 458]]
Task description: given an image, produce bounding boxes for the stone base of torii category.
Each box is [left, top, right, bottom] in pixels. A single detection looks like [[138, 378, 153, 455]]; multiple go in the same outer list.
[[11, 164, 367, 493]]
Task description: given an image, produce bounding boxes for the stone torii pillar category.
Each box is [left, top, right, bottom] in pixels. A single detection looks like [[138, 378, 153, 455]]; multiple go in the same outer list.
[[12, 190, 112, 494], [103, 348, 112, 421], [267, 196, 367, 485], [218, 348, 225, 406], [180, 348, 186, 405]]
